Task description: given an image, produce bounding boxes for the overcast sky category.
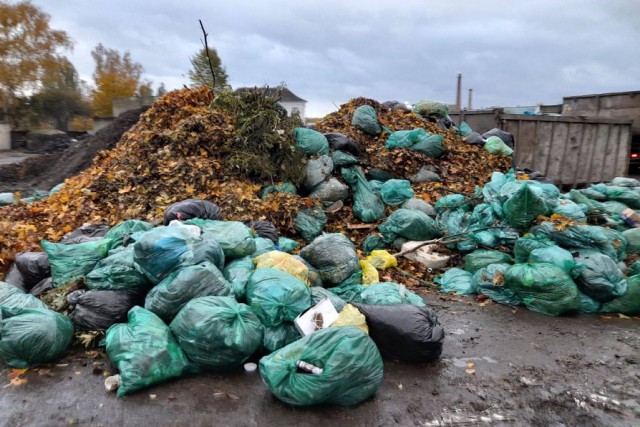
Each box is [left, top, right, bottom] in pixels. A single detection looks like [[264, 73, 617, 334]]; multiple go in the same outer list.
[[32, 0, 640, 117]]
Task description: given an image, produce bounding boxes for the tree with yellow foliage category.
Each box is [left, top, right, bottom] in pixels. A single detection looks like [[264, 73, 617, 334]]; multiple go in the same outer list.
[[0, 1, 72, 122], [91, 43, 143, 117]]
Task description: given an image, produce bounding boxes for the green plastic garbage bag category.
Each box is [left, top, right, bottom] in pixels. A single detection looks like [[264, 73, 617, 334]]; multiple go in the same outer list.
[[299, 234, 360, 287], [105, 307, 190, 397], [369, 180, 383, 195], [622, 228, 640, 254], [379, 179, 414, 206], [0, 282, 47, 309], [223, 256, 255, 300], [351, 105, 382, 135], [435, 268, 475, 294], [185, 219, 255, 260], [531, 222, 619, 262], [145, 262, 233, 322], [514, 235, 555, 263], [601, 275, 640, 315], [502, 183, 549, 230], [277, 237, 300, 253], [573, 253, 627, 302], [246, 268, 311, 326], [506, 263, 580, 316], [294, 128, 329, 156], [262, 322, 301, 353], [310, 287, 347, 312], [259, 326, 383, 406], [379, 209, 439, 243], [472, 264, 522, 305], [413, 100, 450, 118], [294, 207, 327, 242], [601, 228, 628, 261], [412, 134, 444, 157], [341, 166, 385, 223], [359, 282, 426, 306], [576, 290, 602, 313], [482, 170, 516, 217], [458, 121, 473, 137], [133, 227, 224, 285], [252, 237, 276, 257], [579, 186, 608, 201], [529, 246, 575, 273], [104, 220, 153, 250], [0, 306, 73, 368], [485, 136, 513, 156], [436, 210, 476, 252], [49, 183, 64, 195], [42, 238, 112, 287], [331, 150, 359, 167], [170, 296, 263, 370], [362, 234, 386, 254], [629, 260, 640, 277], [434, 194, 471, 213], [464, 250, 513, 274], [606, 186, 640, 209], [385, 129, 429, 149], [601, 200, 629, 216], [610, 177, 640, 187], [553, 200, 587, 223], [261, 183, 298, 200], [85, 246, 151, 293], [293, 256, 323, 287], [470, 203, 496, 228]]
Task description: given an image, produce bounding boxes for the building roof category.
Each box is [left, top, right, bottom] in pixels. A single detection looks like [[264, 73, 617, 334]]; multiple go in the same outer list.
[[236, 87, 306, 103]]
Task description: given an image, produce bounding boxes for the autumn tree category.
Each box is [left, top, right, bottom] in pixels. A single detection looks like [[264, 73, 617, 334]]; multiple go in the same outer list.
[[188, 48, 229, 90], [91, 43, 143, 116], [0, 1, 72, 122], [137, 80, 153, 97], [32, 56, 91, 131], [156, 82, 167, 97]]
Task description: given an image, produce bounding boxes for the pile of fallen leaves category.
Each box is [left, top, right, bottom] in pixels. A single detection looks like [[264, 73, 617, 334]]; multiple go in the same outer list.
[[0, 90, 510, 283]]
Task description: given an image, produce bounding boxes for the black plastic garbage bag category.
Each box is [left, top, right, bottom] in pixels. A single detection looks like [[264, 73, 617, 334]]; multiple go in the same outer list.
[[242, 220, 279, 244], [133, 226, 225, 284], [482, 128, 514, 148], [67, 289, 139, 330], [59, 224, 110, 245], [163, 199, 223, 225], [170, 296, 263, 370], [145, 262, 233, 322], [506, 263, 580, 316], [0, 306, 73, 368], [573, 252, 627, 302], [30, 277, 53, 297], [105, 306, 191, 397], [324, 133, 361, 156], [246, 268, 311, 327], [465, 132, 485, 146], [14, 252, 50, 290], [259, 327, 383, 406], [0, 282, 47, 309], [353, 303, 444, 363], [299, 234, 361, 287]]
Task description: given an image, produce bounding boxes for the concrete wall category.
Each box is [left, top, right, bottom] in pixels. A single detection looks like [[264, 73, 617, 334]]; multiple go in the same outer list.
[[449, 109, 501, 134], [563, 91, 640, 135], [0, 123, 10, 150], [112, 96, 157, 117]]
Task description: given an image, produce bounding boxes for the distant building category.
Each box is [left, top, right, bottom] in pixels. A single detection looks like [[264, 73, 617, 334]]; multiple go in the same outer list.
[[237, 87, 307, 120]]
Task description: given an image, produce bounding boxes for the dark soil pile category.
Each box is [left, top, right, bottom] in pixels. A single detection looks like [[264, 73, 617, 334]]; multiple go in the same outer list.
[[0, 107, 148, 193]]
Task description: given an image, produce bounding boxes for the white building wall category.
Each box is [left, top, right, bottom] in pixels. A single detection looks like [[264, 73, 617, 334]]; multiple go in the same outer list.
[[280, 101, 306, 120]]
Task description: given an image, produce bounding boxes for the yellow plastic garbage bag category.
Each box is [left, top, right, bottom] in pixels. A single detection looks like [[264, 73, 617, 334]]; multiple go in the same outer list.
[[331, 304, 368, 334], [254, 251, 309, 284], [360, 260, 379, 285], [366, 250, 398, 270]]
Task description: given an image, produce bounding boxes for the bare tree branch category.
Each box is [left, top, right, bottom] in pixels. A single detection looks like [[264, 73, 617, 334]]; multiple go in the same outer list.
[[198, 19, 217, 91]]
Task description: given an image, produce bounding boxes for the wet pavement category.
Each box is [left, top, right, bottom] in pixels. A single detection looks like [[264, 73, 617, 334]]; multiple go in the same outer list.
[[1, 295, 639, 426]]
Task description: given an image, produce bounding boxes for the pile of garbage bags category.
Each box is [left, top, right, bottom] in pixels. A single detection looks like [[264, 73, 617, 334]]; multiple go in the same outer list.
[[0, 201, 445, 407], [432, 171, 640, 316]]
